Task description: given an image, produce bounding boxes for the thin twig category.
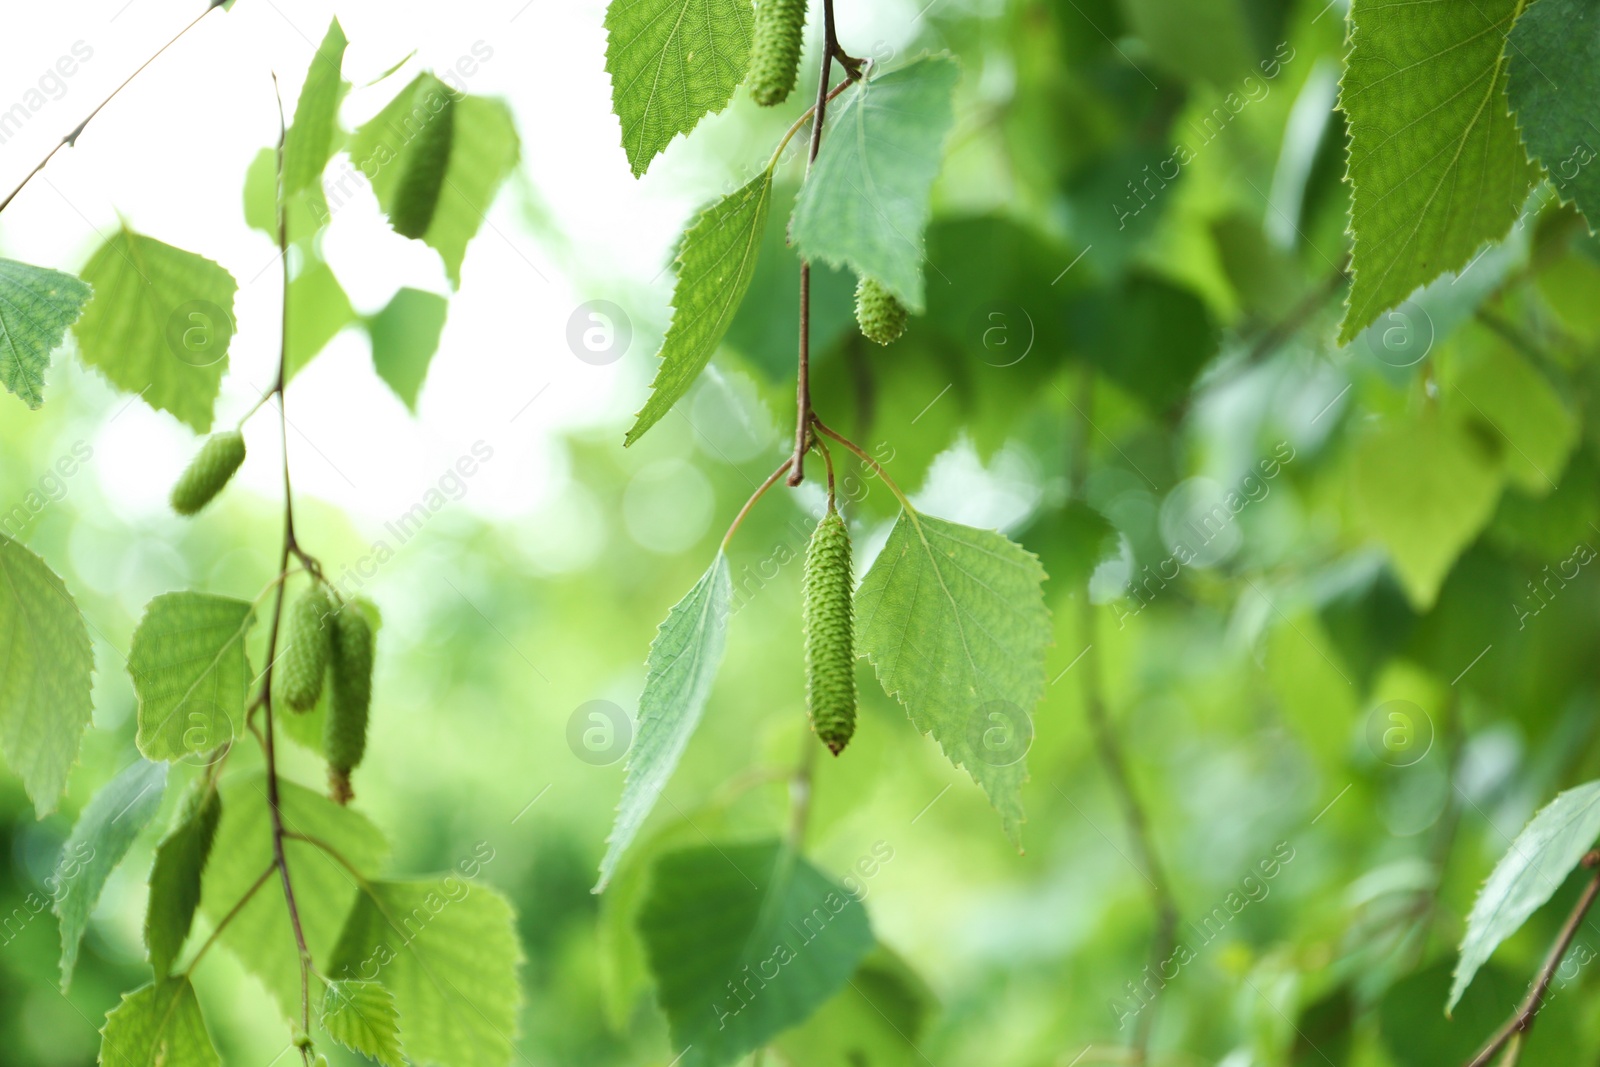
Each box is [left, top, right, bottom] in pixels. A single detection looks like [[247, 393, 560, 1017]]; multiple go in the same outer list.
[[0, 4, 223, 216], [788, 0, 846, 488], [1465, 854, 1600, 1067], [720, 457, 795, 551], [764, 77, 857, 173], [260, 76, 317, 1067], [1071, 367, 1179, 1066], [811, 417, 913, 513], [184, 861, 276, 975]]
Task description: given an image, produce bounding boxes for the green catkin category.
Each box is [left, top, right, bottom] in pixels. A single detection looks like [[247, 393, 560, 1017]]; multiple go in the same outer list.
[[169, 431, 246, 515], [803, 508, 856, 754], [279, 585, 334, 712], [389, 90, 456, 239], [325, 600, 376, 804], [749, 0, 808, 107], [854, 277, 908, 346]]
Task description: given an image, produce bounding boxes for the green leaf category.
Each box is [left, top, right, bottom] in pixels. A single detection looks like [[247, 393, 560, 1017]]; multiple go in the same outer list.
[[366, 287, 448, 411], [56, 759, 168, 990], [128, 593, 255, 762], [328, 878, 523, 1067], [1119, 0, 1255, 86], [1350, 410, 1504, 610], [625, 173, 772, 446], [1508, 0, 1600, 228], [596, 554, 733, 889], [1338, 0, 1538, 342], [145, 780, 221, 977], [773, 946, 937, 1067], [1450, 780, 1600, 1012], [0, 535, 94, 816], [637, 840, 874, 1067], [286, 260, 357, 381], [604, 0, 755, 177], [74, 229, 239, 432], [243, 147, 330, 246], [1444, 334, 1577, 495], [201, 772, 388, 1018], [0, 258, 92, 409], [284, 18, 349, 196], [320, 979, 404, 1067], [790, 57, 961, 313], [351, 77, 520, 287], [1068, 272, 1219, 411], [99, 977, 220, 1066], [855, 510, 1050, 847]]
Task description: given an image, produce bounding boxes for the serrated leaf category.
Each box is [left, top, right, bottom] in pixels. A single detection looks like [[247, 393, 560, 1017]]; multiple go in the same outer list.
[[637, 840, 874, 1067], [320, 979, 404, 1067], [0, 535, 94, 816], [1450, 780, 1600, 1012], [328, 878, 523, 1067], [1350, 410, 1503, 610], [366, 287, 448, 411], [604, 0, 755, 177], [145, 780, 221, 977], [56, 758, 167, 990], [128, 593, 254, 761], [352, 77, 520, 287], [0, 258, 92, 408], [284, 18, 349, 195], [625, 174, 772, 446], [201, 772, 388, 1019], [1338, 0, 1538, 342], [790, 57, 961, 313], [74, 230, 238, 432], [1507, 0, 1600, 228], [596, 554, 732, 889], [99, 977, 220, 1067], [855, 511, 1050, 847]]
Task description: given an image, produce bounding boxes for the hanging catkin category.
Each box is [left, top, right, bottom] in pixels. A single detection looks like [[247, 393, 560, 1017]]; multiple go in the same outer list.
[[749, 0, 808, 107], [325, 600, 376, 804], [170, 431, 246, 515], [854, 276, 908, 345], [279, 585, 333, 712], [803, 507, 856, 754]]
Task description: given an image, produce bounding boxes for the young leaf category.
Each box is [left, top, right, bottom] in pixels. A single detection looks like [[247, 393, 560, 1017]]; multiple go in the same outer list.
[[320, 979, 404, 1067], [145, 780, 222, 976], [0, 258, 92, 409], [352, 78, 520, 287], [604, 0, 755, 177], [1350, 410, 1503, 610], [596, 554, 733, 889], [855, 511, 1050, 847], [285, 259, 357, 382], [0, 535, 94, 816], [790, 57, 961, 313], [128, 593, 255, 762], [1507, 0, 1600, 228], [1338, 0, 1538, 342], [56, 759, 168, 990], [99, 977, 220, 1066], [74, 229, 239, 432], [625, 173, 772, 446], [366, 287, 449, 411], [1450, 780, 1600, 1013], [283, 17, 350, 196], [327, 878, 523, 1067], [201, 772, 388, 1018], [636, 840, 874, 1067]]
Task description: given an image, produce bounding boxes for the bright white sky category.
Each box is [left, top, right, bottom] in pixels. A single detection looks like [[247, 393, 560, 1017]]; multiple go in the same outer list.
[[0, 0, 1012, 558]]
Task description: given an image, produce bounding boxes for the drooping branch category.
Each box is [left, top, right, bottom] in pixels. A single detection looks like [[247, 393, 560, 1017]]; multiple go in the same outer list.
[[0, 3, 224, 216]]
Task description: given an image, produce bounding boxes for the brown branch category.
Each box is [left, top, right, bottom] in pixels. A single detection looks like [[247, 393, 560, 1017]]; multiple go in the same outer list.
[[0, 4, 222, 216], [1070, 367, 1179, 1065], [787, 0, 847, 488], [1465, 853, 1600, 1067]]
